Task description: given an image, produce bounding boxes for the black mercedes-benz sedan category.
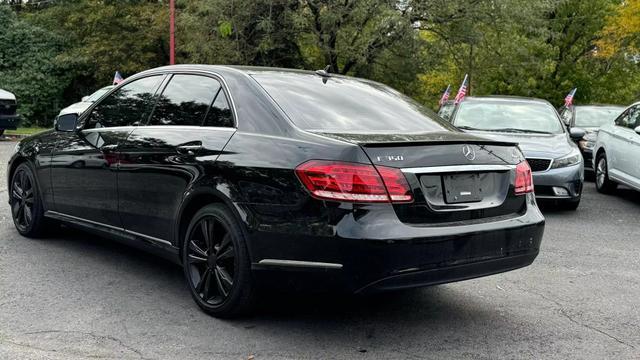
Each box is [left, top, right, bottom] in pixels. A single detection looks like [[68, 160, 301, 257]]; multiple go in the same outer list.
[[8, 65, 544, 317]]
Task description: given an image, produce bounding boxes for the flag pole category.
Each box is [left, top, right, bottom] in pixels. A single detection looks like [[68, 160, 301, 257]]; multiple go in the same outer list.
[[169, 0, 175, 65], [454, 74, 469, 105]]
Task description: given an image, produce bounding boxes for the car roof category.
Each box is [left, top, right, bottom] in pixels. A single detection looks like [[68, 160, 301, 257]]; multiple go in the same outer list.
[[134, 64, 378, 85], [137, 64, 332, 76], [573, 104, 626, 108], [0, 88, 16, 101]]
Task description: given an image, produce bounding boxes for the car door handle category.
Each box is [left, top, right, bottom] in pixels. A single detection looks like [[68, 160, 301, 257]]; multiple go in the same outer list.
[[177, 143, 203, 155]]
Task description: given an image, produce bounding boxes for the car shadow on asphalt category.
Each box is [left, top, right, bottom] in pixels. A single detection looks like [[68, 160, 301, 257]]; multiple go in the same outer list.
[[607, 187, 640, 205], [538, 181, 640, 215], [39, 225, 499, 324]]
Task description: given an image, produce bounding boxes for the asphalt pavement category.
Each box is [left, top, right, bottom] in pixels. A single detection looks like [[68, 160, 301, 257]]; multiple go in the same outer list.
[[0, 140, 638, 359]]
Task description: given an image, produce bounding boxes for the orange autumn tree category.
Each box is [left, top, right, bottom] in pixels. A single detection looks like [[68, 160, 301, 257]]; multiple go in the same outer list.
[[597, 0, 640, 57]]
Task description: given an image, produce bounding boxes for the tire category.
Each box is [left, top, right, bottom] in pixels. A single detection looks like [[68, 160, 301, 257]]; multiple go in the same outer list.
[[0, 129, 5, 137], [9, 163, 50, 237], [182, 203, 255, 318], [595, 153, 617, 194]]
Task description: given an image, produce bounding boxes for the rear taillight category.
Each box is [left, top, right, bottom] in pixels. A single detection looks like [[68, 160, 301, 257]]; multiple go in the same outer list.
[[295, 160, 413, 203], [514, 161, 534, 195]]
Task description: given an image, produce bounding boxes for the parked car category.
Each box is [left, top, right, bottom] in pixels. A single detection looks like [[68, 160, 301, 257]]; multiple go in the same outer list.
[[449, 96, 585, 210], [593, 102, 640, 193], [558, 104, 625, 173], [58, 85, 115, 116], [8, 65, 545, 317], [437, 99, 456, 121], [0, 88, 20, 136]]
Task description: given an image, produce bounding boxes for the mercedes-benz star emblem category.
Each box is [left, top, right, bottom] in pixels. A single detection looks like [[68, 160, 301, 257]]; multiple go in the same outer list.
[[462, 144, 476, 161]]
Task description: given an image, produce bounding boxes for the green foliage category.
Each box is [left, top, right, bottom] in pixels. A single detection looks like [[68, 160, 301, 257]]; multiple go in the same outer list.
[[0, 5, 73, 126], [2, 0, 639, 126], [24, 0, 168, 95]]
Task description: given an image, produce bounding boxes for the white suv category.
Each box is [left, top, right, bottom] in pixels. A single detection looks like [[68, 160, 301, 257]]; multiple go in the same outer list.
[[593, 102, 640, 193]]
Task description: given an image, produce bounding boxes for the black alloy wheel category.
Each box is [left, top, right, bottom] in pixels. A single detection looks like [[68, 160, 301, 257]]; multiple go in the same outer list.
[[11, 167, 35, 232], [10, 163, 49, 237], [182, 204, 254, 317]]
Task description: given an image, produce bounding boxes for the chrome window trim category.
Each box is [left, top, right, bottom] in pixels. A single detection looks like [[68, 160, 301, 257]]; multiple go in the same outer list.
[[150, 70, 239, 128], [137, 125, 236, 131], [401, 164, 515, 174], [78, 73, 168, 129], [80, 69, 240, 130]]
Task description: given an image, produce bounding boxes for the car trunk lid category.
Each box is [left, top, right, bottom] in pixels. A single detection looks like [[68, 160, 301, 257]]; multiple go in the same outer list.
[[312, 131, 528, 225]]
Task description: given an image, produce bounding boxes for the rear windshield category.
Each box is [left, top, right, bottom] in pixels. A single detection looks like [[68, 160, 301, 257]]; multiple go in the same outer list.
[[575, 106, 624, 127], [454, 100, 564, 134], [252, 73, 454, 133]]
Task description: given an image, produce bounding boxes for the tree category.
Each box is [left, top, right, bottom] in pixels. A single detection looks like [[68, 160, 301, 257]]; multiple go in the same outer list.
[[178, 0, 304, 67], [598, 0, 640, 57], [24, 0, 169, 89], [0, 5, 72, 126]]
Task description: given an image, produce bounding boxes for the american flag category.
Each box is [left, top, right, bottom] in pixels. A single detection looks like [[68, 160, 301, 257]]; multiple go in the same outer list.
[[564, 88, 577, 107], [439, 84, 451, 106], [454, 74, 469, 105], [113, 71, 124, 85]]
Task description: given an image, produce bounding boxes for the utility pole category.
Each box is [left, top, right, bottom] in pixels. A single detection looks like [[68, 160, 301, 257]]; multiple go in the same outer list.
[[169, 0, 175, 65]]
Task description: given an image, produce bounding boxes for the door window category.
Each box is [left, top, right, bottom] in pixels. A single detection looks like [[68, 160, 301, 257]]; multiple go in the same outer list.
[[559, 107, 572, 126], [616, 108, 638, 130], [628, 106, 640, 130], [204, 89, 234, 127], [85, 76, 163, 129], [148, 74, 222, 126]]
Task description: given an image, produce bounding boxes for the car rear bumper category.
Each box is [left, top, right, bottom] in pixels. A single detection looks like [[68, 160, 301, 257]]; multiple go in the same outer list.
[[356, 251, 538, 293], [246, 195, 545, 293], [0, 114, 20, 130], [532, 163, 583, 201]]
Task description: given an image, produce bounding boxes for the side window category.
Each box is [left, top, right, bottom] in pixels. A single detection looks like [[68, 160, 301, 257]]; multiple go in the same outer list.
[[438, 104, 454, 122], [204, 89, 234, 127], [86, 76, 163, 129], [615, 109, 635, 129], [149, 74, 221, 126], [628, 107, 640, 130], [560, 107, 572, 125]]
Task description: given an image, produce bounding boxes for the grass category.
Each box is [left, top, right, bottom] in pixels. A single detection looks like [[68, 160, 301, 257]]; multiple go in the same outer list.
[[4, 127, 50, 136]]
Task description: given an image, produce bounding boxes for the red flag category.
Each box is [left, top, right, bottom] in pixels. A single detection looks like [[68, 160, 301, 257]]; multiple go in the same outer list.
[[439, 84, 451, 106], [454, 74, 468, 105], [113, 71, 124, 85], [564, 88, 577, 107]]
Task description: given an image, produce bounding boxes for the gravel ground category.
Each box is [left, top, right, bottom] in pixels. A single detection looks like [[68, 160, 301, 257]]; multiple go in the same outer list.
[[0, 140, 638, 359]]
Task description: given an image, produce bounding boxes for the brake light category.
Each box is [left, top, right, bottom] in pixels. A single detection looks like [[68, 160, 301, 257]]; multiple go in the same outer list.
[[295, 160, 413, 203], [376, 166, 413, 202], [514, 161, 534, 195]]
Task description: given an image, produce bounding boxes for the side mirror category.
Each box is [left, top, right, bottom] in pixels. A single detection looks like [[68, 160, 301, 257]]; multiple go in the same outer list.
[[81, 96, 89, 102], [55, 113, 79, 132], [569, 127, 586, 140], [635, 126, 640, 135]]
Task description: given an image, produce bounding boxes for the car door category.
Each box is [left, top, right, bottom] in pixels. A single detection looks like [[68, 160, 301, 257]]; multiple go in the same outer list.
[[608, 106, 638, 183], [50, 75, 165, 227], [624, 107, 640, 185], [117, 73, 236, 243]]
